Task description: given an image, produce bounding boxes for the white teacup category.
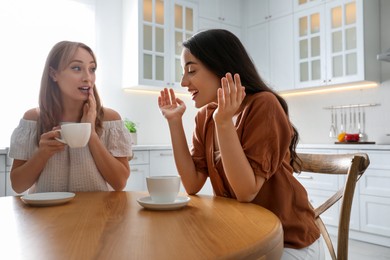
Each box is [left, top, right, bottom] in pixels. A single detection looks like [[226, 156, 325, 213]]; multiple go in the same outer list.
[[146, 175, 181, 203], [55, 123, 91, 148]]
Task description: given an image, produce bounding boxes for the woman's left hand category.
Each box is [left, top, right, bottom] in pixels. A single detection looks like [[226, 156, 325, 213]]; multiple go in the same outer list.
[[213, 73, 246, 125], [81, 87, 97, 131]]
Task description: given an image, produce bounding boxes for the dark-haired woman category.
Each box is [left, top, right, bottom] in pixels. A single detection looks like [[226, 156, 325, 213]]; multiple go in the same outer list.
[[9, 41, 132, 194], [158, 29, 324, 259]]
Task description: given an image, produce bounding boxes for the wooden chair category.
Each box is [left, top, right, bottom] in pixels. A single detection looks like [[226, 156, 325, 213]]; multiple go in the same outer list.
[[296, 153, 370, 260]]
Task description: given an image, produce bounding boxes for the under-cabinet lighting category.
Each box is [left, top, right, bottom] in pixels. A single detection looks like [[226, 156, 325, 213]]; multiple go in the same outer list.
[[279, 82, 378, 97], [123, 88, 190, 97], [123, 82, 378, 97]]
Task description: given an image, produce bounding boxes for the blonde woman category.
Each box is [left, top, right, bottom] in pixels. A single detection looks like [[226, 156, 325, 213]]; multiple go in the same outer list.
[[9, 41, 132, 193]]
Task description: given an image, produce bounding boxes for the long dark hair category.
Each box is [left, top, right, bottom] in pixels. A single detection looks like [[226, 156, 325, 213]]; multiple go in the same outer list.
[[37, 41, 104, 144], [183, 29, 301, 172]]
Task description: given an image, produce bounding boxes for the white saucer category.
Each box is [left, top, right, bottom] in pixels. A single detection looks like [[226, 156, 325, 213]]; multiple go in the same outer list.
[[21, 192, 76, 207], [137, 196, 190, 210]]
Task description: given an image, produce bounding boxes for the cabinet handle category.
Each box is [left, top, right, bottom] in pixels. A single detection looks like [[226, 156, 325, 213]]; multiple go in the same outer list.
[[159, 153, 173, 157], [131, 168, 139, 172], [297, 175, 313, 179]]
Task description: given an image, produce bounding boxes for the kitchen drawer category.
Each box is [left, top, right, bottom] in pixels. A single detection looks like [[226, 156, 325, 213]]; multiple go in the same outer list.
[[305, 188, 340, 227], [125, 164, 149, 192], [0, 154, 5, 171], [360, 195, 390, 237], [149, 150, 177, 176], [294, 172, 340, 191], [130, 151, 149, 165], [363, 151, 390, 169], [359, 167, 390, 197]]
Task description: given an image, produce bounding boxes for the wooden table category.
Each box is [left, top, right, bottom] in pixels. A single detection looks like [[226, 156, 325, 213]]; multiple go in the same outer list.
[[0, 192, 283, 260]]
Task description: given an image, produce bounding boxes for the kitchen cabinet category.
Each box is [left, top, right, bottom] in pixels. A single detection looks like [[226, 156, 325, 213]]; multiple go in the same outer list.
[[294, 0, 380, 89], [0, 153, 6, 196], [122, 0, 198, 91], [296, 145, 390, 247], [198, 0, 241, 27], [244, 1, 294, 92], [125, 150, 150, 191], [245, 0, 293, 26], [293, 0, 324, 12], [197, 0, 242, 38]]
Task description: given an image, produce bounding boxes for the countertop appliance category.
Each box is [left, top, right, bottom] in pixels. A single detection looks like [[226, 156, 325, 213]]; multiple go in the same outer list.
[[377, 48, 390, 62]]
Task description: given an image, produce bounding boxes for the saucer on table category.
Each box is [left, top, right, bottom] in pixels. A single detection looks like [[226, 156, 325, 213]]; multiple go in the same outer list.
[[21, 192, 76, 207], [136, 196, 190, 210]]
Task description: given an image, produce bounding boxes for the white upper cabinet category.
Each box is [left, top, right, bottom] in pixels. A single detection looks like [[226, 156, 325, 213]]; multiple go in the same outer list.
[[244, 0, 294, 92], [245, 0, 293, 26], [293, 0, 325, 12], [198, 0, 242, 38], [198, 0, 241, 26], [122, 0, 198, 91], [294, 0, 380, 89]]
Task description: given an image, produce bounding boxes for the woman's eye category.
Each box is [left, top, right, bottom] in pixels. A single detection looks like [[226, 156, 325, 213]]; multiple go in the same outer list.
[[188, 70, 195, 74], [71, 66, 81, 71], [90, 67, 96, 73]]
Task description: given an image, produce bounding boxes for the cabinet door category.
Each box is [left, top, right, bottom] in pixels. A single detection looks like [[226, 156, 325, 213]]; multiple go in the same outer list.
[[269, 15, 295, 91], [325, 0, 361, 85], [245, 22, 270, 84], [244, 0, 268, 26], [360, 195, 390, 237], [294, 5, 327, 88], [0, 155, 5, 196], [171, 0, 197, 86], [293, 0, 324, 12], [198, 0, 241, 27], [198, 18, 241, 39], [269, 0, 294, 20], [123, 0, 197, 90], [219, 0, 241, 26], [141, 0, 169, 86], [149, 150, 177, 176], [125, 164, 149, 191]]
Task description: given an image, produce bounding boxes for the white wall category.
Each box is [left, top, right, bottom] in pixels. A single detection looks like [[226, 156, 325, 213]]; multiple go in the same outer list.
[[0, 0, 96, 147]]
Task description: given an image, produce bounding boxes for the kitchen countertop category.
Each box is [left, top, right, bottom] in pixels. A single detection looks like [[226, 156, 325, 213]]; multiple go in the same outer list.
[[132, 144, 172, 150], [298, 143, 390, 150], [4, 143, 390, 154], [0, 147, 8, 155]]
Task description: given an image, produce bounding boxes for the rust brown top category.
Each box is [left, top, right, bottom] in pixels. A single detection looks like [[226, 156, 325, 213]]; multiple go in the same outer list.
[[191, 91, 320, 248]]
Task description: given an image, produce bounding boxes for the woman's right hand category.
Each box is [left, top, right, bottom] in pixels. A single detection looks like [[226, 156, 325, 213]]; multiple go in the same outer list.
[[158, 88, 186, 120], [38, 129, 66, 157]]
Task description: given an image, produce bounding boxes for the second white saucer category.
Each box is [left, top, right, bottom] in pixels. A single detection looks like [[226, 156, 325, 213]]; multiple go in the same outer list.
[[137, 196, 190, 210]]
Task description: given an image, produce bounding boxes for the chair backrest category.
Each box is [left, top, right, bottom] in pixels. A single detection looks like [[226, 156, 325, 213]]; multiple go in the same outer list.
[[296, 153, 370, 260]]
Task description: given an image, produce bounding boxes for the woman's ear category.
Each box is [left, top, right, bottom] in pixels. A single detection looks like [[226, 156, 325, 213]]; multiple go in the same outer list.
[[49, 67, 57, 82]]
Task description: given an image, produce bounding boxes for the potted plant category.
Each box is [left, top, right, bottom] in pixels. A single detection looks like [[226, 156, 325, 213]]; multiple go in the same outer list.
[[124, 119, 137, 145]]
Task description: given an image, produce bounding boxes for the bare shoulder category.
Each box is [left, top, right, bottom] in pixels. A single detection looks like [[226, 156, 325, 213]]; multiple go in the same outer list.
[[102, 107, 122, 121], [23, 108, 39, 121]]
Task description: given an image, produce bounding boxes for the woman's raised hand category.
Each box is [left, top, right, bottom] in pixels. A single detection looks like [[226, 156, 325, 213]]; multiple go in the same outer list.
[[81, 87, 97, 131], [213, 73, 246, 124], [158, 88, 186, 120]]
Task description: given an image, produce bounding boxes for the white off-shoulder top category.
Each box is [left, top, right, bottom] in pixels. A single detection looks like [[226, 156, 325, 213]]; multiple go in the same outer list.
[[9, 119, 133, 193]]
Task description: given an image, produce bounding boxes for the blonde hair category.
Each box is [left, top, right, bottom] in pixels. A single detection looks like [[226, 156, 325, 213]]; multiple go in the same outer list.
[[37, 41, 104, 143]]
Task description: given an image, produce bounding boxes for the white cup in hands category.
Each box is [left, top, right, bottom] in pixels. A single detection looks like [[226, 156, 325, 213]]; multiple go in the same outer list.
[[55, 123, 91, 148], [146, 176, 181, 203]]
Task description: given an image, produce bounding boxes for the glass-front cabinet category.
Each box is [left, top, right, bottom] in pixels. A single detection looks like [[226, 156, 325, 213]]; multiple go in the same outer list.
[[122, 0, 197, 91], [294, 0, 380, 89]]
